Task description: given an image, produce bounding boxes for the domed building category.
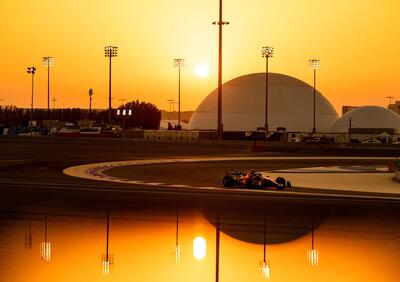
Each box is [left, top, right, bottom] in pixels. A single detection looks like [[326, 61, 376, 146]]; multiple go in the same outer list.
[[331, 106, 400, 133], [188, 73, 338, 132]]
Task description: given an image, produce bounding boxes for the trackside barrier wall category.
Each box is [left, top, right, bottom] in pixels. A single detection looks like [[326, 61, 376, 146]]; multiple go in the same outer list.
[[142, 130, 205, 141], [144, 130, 155, 140]]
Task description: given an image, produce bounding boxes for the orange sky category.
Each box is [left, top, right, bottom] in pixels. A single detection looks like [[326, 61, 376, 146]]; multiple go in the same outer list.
[[1, 0, 400, 114]]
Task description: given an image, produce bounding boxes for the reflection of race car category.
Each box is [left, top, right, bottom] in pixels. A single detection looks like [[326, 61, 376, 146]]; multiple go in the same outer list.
[[222, 170, 291, 190]]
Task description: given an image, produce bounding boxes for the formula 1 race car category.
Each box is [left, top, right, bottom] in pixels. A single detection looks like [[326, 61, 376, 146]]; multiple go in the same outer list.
[[222, 170, 292, 190]]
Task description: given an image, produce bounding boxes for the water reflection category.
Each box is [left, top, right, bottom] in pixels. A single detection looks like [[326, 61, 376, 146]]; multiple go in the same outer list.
[[307, 226, 319, 267], [259, 214, 270, 279], [24, 215, 32, 249], [175, 209, 182, 263], [0, 206, 399, 282], [101, 210, 113, 275], [40, 216, 51, 262]]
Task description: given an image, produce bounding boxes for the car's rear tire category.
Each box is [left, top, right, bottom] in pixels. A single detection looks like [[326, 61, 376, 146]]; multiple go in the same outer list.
[[287, 181, 292, 188], [222, 175, 234, 187]]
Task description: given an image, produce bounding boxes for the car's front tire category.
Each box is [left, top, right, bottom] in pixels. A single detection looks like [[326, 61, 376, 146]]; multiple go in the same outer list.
[[222, 175, 234, 187]]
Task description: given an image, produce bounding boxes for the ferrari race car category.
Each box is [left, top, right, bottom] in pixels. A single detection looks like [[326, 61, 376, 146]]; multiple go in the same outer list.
[[222, 170, 292, 190]]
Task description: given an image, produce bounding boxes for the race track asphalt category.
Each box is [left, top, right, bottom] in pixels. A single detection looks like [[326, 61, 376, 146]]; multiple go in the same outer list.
[[0, 136, 399, 213]]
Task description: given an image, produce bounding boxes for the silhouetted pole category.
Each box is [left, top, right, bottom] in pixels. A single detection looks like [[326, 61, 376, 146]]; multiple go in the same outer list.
[[261, 47, 273, 133], [27, 66, 36, 132], [173, 59, 185, 128], [213, 0, 229, 139], [89, 88, 93, 117], [309, 59, 320, 133], [104, 46, 118, 124], [42, 57, 54, 117]]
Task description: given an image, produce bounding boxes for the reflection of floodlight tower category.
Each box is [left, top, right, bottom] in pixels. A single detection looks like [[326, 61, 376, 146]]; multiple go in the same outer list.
[[261, 47, 274, 133], [215, 211, 221, 282], [173, 58, 185, 128], [42, 56, 54, 116], [307, 225, 319, 267], [40, 216, 51, 261], [174, 209, 182, 263], [25, 215, 33, 249], [212, 0, 229, 139], [309, 59, 320, 133], [27, 66, 36, 132], [102, 210, 114, 275], [104, 46, 118, 124], [259, 215, 270, 279]]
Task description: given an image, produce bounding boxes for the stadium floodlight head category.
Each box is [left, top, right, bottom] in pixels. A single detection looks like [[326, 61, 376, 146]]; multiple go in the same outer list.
[[27, 66, 36, 74], [212, 21, 229, 25], [42, 57, 54, 67], [104, 46, 118, 57], [309, 59, 320, 70], [261, 46, 274, 58], [173, 58, 185, 68]]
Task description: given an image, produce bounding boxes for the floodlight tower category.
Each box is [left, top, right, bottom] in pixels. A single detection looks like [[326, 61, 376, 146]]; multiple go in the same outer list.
[[89, 89, 93, 116], [104, 46, 118, 124], [27, 66, 36, 131], [261, 47, 274, 133], [212, 0, 229, 139], [309, 59, 320, 133], [173, 58, 185, 128], [42, 57, 54, 116]]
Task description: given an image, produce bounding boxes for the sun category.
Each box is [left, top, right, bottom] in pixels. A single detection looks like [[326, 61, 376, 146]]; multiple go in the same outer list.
[[195, 64, 209, 77]]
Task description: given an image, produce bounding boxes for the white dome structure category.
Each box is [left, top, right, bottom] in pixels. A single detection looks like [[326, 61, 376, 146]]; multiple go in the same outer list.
[[188, 73, 338, 132], [331, 106, 400, 133]]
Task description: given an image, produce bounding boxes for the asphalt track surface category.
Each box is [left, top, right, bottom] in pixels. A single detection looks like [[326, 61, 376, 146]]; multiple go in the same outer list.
[[1, 136, 400, 214]]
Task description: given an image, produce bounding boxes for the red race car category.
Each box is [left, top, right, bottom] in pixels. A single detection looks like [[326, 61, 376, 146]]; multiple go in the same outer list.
[[222, 170, 291, 190]]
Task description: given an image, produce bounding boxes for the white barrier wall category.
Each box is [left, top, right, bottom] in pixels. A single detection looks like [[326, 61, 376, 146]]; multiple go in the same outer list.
[[142, 130, 200, 142]]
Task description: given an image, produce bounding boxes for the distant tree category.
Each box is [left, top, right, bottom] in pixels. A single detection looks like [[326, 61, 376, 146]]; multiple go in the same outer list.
[[0, 100, 161, 129], [116, 100, 161, 129]]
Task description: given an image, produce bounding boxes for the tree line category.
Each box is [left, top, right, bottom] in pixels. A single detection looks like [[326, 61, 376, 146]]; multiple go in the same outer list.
[[0, 100, 161, 129]]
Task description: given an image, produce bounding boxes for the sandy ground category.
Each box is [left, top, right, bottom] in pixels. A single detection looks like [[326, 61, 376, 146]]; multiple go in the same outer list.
[[64, 157, 400, 195]]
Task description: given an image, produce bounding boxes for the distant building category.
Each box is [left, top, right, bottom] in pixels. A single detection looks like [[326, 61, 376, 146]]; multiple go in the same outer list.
[[388, 101, 400, 115], [342, 105, 359, 115], [188, 73, 338, 132], [331, 106, 400, 143]]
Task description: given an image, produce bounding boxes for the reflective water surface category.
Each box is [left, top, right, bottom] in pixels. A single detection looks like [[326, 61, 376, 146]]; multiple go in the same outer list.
[[1, 206, 399, 282]]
